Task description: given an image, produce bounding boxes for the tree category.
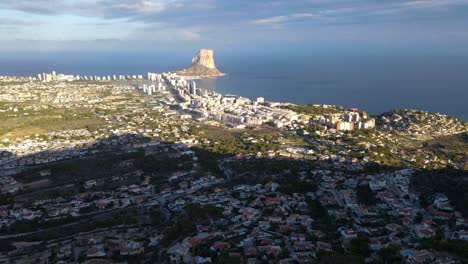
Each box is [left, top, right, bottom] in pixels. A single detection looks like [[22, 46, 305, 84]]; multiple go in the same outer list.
[[350, 237, 370, 255], [378, 245, 402, 264], [150, 208, 163, 225], [357, 184, 376, 205], [414, 212, 423, 224]]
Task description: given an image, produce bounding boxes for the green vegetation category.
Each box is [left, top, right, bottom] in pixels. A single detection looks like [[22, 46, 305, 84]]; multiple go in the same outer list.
[[350, 128, 376, 138], [377, 245, 402, 264], [228, 158, 316, 175], [2, 216, 76, 234], [319, 237, 371, 264], [159, 217, 195, 247], [0, 105, 104, 139], [369, 145, 402, 167], [142, 154, 193, 174], [193, 125, 281, 155], [424, 132, 468, 167], [16, 151, 146, 184], [185, 204, 223, 221], [411, 168, 468, 215], [89, 211, 138, 228], [278, 180, 317, 194], [14, 147, 194, 201], [356, 184, 377, 205], [149, 208, 164, 225], [422, 239, 468, 259], [281, 104, 341, 116]]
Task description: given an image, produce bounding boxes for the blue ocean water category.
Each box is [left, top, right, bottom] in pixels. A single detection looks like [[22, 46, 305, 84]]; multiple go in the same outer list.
[[0, 52, 467, 120]]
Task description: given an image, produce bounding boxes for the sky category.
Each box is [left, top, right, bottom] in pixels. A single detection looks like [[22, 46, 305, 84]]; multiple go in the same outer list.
[[0, 0, 468, 54]]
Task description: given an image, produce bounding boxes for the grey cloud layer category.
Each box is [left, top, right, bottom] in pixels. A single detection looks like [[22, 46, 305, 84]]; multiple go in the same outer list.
[[0, 0, 186, 17], [1, 0, 467, 26], [0, 0, 467, 51]]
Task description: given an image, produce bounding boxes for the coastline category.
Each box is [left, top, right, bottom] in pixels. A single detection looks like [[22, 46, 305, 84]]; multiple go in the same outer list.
[[176, 74, 226, 80]]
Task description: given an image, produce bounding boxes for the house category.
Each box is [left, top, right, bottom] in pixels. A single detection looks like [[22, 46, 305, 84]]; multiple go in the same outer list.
[[451, 230, 468, 241], [210, 241, 230, 251], [291, 232, 307, 242], [432, 193, 448, 205], [293, 251, 316, 263], [86, 246, 106, 258], [400, 217, 412, 226], [280, 225, 292, 233], [416, 228, 435, 239], [316, 241, 332, 252], [258, 221, 270, 229], [436, 256, 458, 264], [377, 191, 395, 203], [244, 247, 258, 257], [268, 216, 283, 224], [197, 225, 210, 233], [262, 246, 282, 256], [168, 238, 191, 263], [195, 256, 212, 264], [434, 211, 452, 220], [294, 242, 314, 251], [311, 230, 325, 238], [407, 249, 435, 264], [264, 197, 280, 206], [369, 237, 389, 251], [456, 218, 468, 227], [388, 235, 402, 246], [119, 241, 144, 256], [260, 238, 273, 246], [385, 223, 401, 232], [85, 180, 98, 189], [339, 227, 357, 240], [369, 180, 386, 191]]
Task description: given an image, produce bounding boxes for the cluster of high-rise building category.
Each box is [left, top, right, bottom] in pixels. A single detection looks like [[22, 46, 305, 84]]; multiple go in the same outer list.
[[319, 111, 375, 131], [29, 70, 375, 132], [139, 73, 167, 95], [35, 71, 146, 82], [140, 83, 166, 95], [162, 73, 208, 100], [155, 72, 299, 127], [147, 72, 163, 82], [36, 71, 75, 82]]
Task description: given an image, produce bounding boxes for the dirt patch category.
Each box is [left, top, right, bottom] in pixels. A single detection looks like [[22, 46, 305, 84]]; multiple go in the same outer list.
[[22, 179, 51, 190]]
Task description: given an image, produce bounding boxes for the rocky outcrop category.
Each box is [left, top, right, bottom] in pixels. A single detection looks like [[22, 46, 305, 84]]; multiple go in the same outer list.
[[176, 49, 225, 78], [192, 49, 217, 69], [376, 109, 467, 136]]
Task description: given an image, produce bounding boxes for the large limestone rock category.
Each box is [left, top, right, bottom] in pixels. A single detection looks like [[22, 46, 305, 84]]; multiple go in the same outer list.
[[192, 49, 217, 69], [176, 49, 225, 78]]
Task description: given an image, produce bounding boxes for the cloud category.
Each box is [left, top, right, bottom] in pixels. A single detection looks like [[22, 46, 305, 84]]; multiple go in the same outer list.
[[402, 0, 467, 8], [252, 15, 288, 25], [0, 0, 186, 18], [251, 0, 468, 28], [179, 30, 202, 40], [108, 0, 184, 16], [251, 9, 354, 27], [251, 12, 325, 27], [0, 17, 40, 26], [0, 0, 467, 52]]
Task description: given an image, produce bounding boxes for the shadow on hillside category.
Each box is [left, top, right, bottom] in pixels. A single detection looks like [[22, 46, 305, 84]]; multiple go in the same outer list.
[[0, 131, 412, 205], [0, 132, 466, 252], [1, 132, 465, 201]]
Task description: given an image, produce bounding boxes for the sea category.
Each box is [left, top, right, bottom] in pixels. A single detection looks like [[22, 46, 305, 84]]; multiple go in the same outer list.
[[0, 51, 467, 120]]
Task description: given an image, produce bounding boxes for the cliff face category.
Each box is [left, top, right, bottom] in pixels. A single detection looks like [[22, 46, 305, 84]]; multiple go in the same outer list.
[[176, 49, 225, 78], [192, 49, 216, 69]]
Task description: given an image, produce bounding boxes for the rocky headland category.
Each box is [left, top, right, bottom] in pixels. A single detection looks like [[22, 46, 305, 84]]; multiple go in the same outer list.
[[176, 49, 225, 78]]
